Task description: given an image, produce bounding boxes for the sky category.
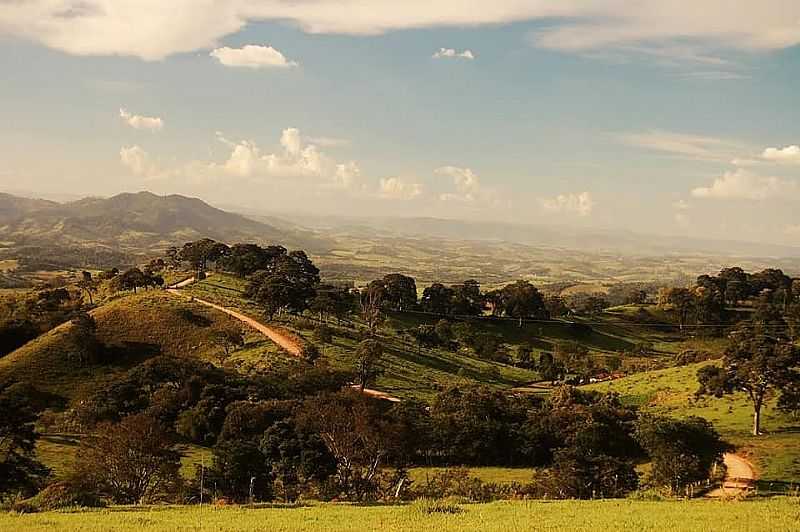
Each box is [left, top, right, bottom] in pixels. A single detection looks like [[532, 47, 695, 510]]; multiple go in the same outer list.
[[1, 1, 800, 245]]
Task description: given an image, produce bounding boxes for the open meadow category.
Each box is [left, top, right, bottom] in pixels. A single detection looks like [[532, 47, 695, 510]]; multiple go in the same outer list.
[[3, 499, 800, 532]]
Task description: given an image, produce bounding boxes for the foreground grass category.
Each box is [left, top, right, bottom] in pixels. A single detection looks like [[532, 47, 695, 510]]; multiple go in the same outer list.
[[3, 499, 800, 531]]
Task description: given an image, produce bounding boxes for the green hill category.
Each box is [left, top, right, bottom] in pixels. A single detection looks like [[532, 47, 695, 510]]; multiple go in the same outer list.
[[584, 362, 800, 488], [0, 291, 291, 403]]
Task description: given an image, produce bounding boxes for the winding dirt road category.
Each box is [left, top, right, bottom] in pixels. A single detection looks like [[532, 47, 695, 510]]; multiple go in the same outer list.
[[706, 453, 756, 498], [166, 277, 400, 402]]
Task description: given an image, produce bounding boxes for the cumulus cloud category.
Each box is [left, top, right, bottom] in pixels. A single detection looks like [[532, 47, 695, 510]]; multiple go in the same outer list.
[[540, 192, 595, 217], [432, 48, 475, 60], [4, 2, 800, 60], [379, 177, 423, 200], [210, 44, 297, 68], [218, 127, 348, 182], [119, 145, 165, 179], [435, 166, 482, 202], [691, 169, 795, 200], [120, 127, 360, 189], [119, 108, 163, 131], [762, 145, 800, 164]]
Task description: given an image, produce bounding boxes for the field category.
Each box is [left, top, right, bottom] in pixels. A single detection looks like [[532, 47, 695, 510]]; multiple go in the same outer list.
[[3, 499, 800, 531], [183, 274, 544, 400], [584, 362, 800, 487]]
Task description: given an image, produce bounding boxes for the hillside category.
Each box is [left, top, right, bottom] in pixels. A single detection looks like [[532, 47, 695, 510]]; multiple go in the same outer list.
[[584, 362, 800, 488], [0, 291, 290, 403], [0, 191, 330, 269]]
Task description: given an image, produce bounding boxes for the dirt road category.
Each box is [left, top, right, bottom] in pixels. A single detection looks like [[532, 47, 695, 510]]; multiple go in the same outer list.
[[166, 288, 303, 356], [166, 277, 400, 402], [706, 453, 756, 497]]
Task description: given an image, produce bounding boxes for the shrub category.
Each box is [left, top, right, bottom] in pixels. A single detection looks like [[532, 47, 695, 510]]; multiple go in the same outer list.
[[13, 480, 105, 512]]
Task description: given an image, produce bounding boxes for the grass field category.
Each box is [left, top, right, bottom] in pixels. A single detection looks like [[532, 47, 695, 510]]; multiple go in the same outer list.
[[584, 362, 800, 487], [2, 499, 799, 531], [183, 274, 543, 400]]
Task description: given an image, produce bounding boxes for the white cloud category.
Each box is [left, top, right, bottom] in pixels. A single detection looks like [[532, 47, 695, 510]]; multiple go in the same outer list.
[[435, 166, 482, 202], [691, 169, 795, 200], [4, 2, 800, 60], [379, 177, 423, 200], [119, 108, 163, 131], [120, 127, 360, 189], [210, 44, 297, 68], [618, 130, 743, 161], [432, 48, 475, 60], [119, 145, 166, 179], [762, 145, 800, 164], [540, 192, 594, 217]]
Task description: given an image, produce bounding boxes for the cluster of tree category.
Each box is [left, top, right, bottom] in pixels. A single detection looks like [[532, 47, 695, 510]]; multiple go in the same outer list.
[[0, 286, 85, 357], [696, 267, 795, 309], [3, 353, 727, 505]]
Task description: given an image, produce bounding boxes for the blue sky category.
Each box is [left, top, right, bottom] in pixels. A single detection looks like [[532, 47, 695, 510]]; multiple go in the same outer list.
[[1, 2, 800, 245]]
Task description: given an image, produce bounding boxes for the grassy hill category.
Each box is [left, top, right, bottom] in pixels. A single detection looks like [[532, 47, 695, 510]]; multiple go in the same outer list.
[[0, 291, 292, 403], [584, 362, 800, 488]]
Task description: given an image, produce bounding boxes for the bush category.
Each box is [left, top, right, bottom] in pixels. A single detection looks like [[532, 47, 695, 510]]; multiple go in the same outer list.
[[13, 480, 105, 512], [411, 468, 512, 502]]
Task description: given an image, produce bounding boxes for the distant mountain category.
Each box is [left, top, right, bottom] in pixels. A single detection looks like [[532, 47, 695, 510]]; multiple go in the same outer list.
[[0, 193, 59, 224], [0, 191, 331, 259]]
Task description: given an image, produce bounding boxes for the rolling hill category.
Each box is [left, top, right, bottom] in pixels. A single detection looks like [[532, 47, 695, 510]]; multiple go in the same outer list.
[[0, 191, 331, 270]]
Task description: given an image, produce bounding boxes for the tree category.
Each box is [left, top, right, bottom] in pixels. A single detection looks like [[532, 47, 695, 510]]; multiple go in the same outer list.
[[380, 274, 417, 311], [450, 280, 484, 316], [245, 251, 320, 320], [295, 390, 401, 500], [207, 440, 272, 502], [359, 284, 384, 333], [115, 268, 147, 294], [0, 383, 49, 499], [497, 280, 548, 326], [76, 271, 98, 304], [635, 415, 726, 493], [420, 283, 455, 315], [178, 239, 230, 274], [259, 420, 336, 502], [219, 244, 286, 278], [697, 315, 800, 435], [210, 322, 245, 366], [68, 311, 101, 366], [76, 414, 181, 504], [355, 339, 384, 391], [658, 287, 696, 331]]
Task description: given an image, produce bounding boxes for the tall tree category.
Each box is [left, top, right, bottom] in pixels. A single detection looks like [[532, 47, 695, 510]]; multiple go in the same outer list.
[[355, 339, 384, 391], [76, 271, 98, 304], [498, 280, 549, 326], [380, 274, 417, 311], [75, 414, 181, 504], [0, 383, 49, 498], [697, 313, 800, 435]]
